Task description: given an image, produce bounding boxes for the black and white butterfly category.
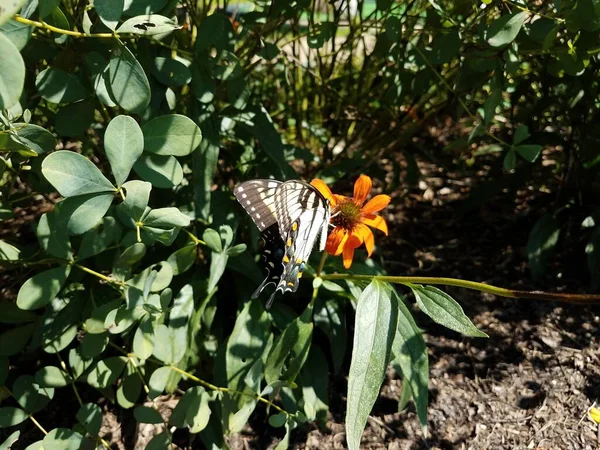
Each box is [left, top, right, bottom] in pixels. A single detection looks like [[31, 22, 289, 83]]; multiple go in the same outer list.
[[234, 179, 331, 307]]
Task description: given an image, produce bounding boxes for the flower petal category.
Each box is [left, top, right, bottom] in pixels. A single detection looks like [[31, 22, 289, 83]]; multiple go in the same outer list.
[[362, 214, 388, 235], [311, 178, 337, 207], [342, 243, 355, 269], [353, 175, 372, 205], [362, 194, 391, 214], [354, 224, 375, 256], [326, 227, 347, 256]]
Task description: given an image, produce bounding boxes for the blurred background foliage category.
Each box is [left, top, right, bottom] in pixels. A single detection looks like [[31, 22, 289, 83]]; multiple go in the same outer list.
[[1, 0, 600, 448]]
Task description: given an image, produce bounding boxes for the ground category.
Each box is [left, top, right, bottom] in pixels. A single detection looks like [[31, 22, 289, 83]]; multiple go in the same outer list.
[[2, 140, 599, 450]]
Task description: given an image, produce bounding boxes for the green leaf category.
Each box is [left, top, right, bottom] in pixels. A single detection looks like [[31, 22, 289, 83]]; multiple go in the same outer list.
[[42, 151, 115, 197], [226, 243, 246, 257], [227, 77, 250, 110], [0, 32, 25, 110], [0, 430, 19, 449], [148, 366, 171, 399], [141, 207, 190, 229], [39, 0, 60, 18], [109, 42, 151, 114], [486, 12, 528, 48], [142, 114, 202, 156], [265, 306, 313, 384], [17, 265, 71, 310], [134, 406, 163, 424], [513, 124, 530, 145], [36, 212, 72, 260], [0, 302, 36, 324], [503, 150, 516, 171], [203, 228, 222, 252], [95, 0, 123, 30], [170, 386, 211, 432], [0, 324, 35, 356], [133, 154, 183, 188], [152, 57, 192, 86], [314, 298, 347, 373], [45, 6, 69, 44], [0, 19, 30, 51], [225, 300, 270, 393], [105, 115, 144, 186], [152, 324, 174, 364], [55, 193, 114, 235], [122, 0, 167, 15], [167, 243, 197, 275], [390, 292, 428, 433], [35, 67, 88, 104], [258, 42, 279, 60], [411, 285, 487, 337], [146, 431, 171, 450], [34, 366, 70, 387], [13, 123, 56, 154], [516, 144, 543, 163], [13, 375, 54, 413], [116, 373, 142, 409], [80, 332, 109, 358], [346, 280, 398, 450], [587, 227, 600, 290], [86, 356, 127, 389], [76, 403, 102, 435], [133, 317, 154, 360], [42, 428, 85, 450], [0, 0, 26, 26], [168, 284, 194, 363], [118, 180, 152, 222], [527, 214, 560, 281], [300, 347, 329, 425], [0, 240, 20, 261], [251, 105, 293, 178], [0, 407, 28, 428], [78, 216, 119, 260], [208, 252, 228, 292], [268, 412, 286, 428], [55, 100, 95, 137], [117, 14, 181, 37]]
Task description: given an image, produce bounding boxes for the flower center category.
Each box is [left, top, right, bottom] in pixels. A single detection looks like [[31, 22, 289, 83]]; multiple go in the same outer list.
[[331, 199, 361, 231]]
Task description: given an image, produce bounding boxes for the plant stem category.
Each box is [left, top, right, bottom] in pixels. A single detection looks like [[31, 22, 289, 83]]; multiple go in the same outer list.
[[320, 273, 600, 305], [14, 15, 115, 38]]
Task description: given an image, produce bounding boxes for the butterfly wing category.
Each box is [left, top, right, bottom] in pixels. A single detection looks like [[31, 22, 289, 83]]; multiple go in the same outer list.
[[234, 179, 281, 231], [273, 181, 331, 297], [251, 223, 285, 300]]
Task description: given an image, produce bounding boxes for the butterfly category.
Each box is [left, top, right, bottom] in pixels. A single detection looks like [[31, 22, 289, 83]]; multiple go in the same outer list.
[[234, 179, 331, 307]]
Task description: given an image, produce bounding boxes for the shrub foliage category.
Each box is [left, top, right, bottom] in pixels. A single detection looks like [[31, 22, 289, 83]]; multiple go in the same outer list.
[[1, 0, 599, 448]]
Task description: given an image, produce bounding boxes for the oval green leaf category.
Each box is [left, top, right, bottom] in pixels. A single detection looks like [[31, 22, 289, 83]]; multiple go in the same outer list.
[[0, 32, 25, 110], [108, 43, 151, 114], [105, 115, 144, 186], [142, 114, 202, 156], [133, 154, 183, 188], [42, 151, 115, 197], [35, 67, 88, 104], [55, 100, 95, 137], [76, 403, 102, 435], [55, 193, 114, 235], [486, 11, 528, 48], [16, 265, 71, 310], [42, 428, 85, 450]]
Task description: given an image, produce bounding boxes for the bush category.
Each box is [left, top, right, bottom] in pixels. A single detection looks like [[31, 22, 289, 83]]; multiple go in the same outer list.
[[1, 0, 599, 448]]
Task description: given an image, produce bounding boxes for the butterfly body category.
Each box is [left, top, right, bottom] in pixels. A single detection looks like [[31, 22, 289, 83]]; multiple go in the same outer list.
[[234, 179, 330, 306]]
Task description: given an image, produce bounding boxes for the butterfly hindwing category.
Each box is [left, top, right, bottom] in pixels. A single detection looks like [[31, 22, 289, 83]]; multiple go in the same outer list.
[[251, 223, 285, 301]]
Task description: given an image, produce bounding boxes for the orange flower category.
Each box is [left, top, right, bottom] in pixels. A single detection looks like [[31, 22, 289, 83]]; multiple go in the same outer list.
[[311, 175, 390, 269]]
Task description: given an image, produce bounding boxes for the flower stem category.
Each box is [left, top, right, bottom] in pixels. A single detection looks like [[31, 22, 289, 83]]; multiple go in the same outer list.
[[320, 273, 600, 305]]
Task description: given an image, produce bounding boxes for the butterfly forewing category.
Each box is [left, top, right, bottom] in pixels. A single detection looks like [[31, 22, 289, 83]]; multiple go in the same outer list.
[[234, 179, 281, 231]]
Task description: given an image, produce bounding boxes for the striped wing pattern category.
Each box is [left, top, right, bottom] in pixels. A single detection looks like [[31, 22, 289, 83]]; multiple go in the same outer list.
[[235, 179, 330, 306]]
